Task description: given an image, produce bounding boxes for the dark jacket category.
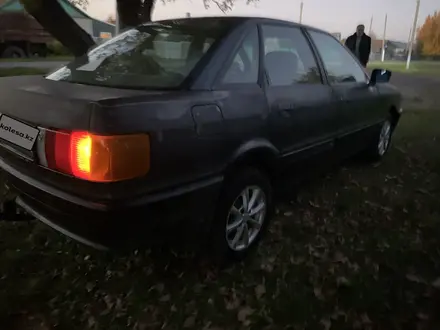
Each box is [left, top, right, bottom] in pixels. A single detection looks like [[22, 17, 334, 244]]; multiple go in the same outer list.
[[345, 33, 371, 66]]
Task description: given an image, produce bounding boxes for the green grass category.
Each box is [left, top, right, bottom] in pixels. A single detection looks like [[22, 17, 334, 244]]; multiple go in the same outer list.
[[0, 56, 72, 62], [369, 60, 440, 77], [1, 110, 440, 329], [0, 67, 48, 77]]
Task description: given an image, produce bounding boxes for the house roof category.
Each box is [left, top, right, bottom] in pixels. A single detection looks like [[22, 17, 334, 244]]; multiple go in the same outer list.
[[370, 39, 408, 52], [388, 40, 407, 49]]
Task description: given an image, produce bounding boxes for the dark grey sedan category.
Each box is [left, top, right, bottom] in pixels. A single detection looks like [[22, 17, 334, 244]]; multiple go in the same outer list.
[[0, 17, 401, 261]]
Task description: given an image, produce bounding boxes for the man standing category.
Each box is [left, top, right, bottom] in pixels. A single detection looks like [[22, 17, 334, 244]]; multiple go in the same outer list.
[[345, 24, 371, 67]]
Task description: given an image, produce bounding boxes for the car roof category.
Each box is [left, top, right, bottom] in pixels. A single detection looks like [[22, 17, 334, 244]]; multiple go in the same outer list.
[[155, 16, 330, 36]]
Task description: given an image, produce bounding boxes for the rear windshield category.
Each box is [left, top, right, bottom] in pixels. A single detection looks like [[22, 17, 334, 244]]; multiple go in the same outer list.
[[46, 20, 231, 89]]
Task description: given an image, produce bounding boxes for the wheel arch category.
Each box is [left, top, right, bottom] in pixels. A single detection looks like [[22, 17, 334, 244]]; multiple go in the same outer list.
[[224, 139, 279, 181], [389, 105, 401, 128]]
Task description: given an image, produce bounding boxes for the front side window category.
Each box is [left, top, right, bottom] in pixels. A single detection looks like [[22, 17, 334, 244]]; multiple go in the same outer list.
[[262, 25, 322, 86], [222, 27, 259, 84], [308, 30, 367, 84], [47, 21, 231, 89]]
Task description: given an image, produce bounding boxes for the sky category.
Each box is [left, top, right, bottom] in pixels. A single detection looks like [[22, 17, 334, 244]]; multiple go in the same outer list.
[[86, 0, 439, 41]]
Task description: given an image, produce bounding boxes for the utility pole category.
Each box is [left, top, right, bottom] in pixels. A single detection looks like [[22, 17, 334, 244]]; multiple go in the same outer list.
[[381, 14, 387, 62], [369, 16, 374, 35], [406, 0, 421, 70], [299, 1, 303, 24], [407, 27, 412, 52], [115, 2, 120, 35]]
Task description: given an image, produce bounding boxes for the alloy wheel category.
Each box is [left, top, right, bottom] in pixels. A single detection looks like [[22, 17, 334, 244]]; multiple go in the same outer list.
[[378, 120, 392, 156], [225, 185, 267, 252]]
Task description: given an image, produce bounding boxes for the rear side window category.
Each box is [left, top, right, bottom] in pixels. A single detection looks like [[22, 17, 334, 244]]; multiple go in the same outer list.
[[222, 27, 259, 84], [46, 21, 231, 89], [308, 30, 367, 84], [262, 25, 322, 86]]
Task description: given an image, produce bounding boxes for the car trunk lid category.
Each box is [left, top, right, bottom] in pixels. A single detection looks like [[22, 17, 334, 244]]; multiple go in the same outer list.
[[0, 75, 155, 131]]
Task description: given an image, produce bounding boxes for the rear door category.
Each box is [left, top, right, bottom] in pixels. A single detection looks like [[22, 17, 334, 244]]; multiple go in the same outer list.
[[307, 30, 383, 156], [261, 24, 339, 170], [210, 24, 270, 173]]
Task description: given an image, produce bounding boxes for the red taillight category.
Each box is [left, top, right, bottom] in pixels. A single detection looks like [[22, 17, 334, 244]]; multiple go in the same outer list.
[[70, 132, 92, 179], [45, 130, 150, 182]]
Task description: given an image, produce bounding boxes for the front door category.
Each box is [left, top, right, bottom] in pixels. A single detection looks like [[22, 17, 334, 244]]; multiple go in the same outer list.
[[261, 24, 339, 172], [307, 30, 383, 157]]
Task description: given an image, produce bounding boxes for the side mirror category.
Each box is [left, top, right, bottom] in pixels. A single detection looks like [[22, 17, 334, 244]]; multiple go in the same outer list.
[[369, 68, 392, 86]]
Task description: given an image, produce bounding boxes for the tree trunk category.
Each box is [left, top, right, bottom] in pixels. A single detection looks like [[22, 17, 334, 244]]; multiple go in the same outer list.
[[20, 0, 95, 57], [141, 0, 154, 23], [117, 0, 155, 30], [117, 0, 141, 30]]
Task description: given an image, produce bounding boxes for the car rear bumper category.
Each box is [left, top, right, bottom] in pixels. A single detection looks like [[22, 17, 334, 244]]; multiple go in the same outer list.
[[3, 170, 223, 250]]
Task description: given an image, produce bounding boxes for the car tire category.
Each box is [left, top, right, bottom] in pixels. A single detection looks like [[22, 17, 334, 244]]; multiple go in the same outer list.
[[1, 46, 26, 58], [364, 118, 394, 161], [208, 167, 273, 263]]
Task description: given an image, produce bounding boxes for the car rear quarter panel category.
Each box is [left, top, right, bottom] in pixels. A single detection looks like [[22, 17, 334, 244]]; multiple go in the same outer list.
[[213, 86, 275, 166], [86, 85, 268, 195]]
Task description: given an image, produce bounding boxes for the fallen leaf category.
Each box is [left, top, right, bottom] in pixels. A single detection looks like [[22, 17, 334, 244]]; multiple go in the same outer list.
[[380, 206, 393, 212], [155, 283, 165, 293], [416, 188, 430, 195], [225, 294, 240, 310], [360, 313, 372, 324], [320, 318, 331, 330], [255, 284, 266, 299], [237, 306, 254, 323], [261, 263, 274, 273], [309, 201, 320, 208], [432, 277, 440, 289], [314, 287, 325, 301], [337, 277, 351, 287], [351, 180, 360, 187], [183, 316, 196, 328], [85, 282, 95, 293], [333, 251, 347, 264], [417, 313, 429, 320], [87, 316, 96, 328], [406, 274, 425, 284], [290, 256, 305, 265], [331, 309, 347, 321], [159, 294, 170, 302]]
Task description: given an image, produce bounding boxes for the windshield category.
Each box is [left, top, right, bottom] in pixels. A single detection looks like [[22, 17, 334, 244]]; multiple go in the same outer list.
[[46, 20, 230, 89]]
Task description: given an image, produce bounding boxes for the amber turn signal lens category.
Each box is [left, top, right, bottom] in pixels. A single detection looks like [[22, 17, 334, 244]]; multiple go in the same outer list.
[[70, 132, 150, 182], [46, 130, 150, 182]]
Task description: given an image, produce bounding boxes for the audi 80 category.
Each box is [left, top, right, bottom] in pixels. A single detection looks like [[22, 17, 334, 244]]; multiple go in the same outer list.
[[0, 17, 402, 260]]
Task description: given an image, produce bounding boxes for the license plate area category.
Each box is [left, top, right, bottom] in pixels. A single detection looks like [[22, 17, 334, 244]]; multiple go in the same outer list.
[[0, 115, 39, 151]]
